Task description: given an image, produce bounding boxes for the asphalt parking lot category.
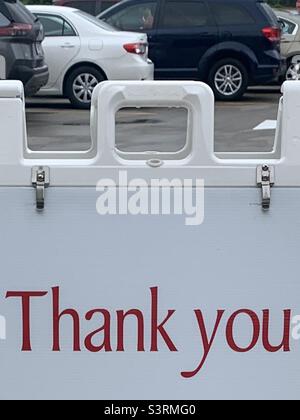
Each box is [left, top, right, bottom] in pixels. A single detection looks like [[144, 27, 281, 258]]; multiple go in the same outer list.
[[26, 86, 281, 154]]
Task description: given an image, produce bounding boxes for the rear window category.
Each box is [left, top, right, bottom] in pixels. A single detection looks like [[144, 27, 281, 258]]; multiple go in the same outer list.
[[161, 1, 212, 29], [0, 11, 10, 26], [4, 0, 35, 24], [210, 3, 256, 26], [259, 3, 279, 26]]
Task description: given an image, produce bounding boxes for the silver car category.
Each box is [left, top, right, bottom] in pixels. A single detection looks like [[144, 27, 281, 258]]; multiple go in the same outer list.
[[276, 10, 300, 80]]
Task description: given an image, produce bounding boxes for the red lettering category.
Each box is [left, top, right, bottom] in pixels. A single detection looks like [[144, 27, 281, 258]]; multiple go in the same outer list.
[[6, 291, 48, 351], [226, 309, 260, 352], [52, 286, 80, 352], [84, 309, 112, 352], [150, 287, 177, 352], [116, 309, 145, 351], [262, 309, 291, 352], [181, 310, 225, 378]]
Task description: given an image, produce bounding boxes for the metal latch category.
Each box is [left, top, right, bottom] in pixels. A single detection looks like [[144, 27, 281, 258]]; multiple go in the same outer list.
[[257, 165, 274, 211], [32, 166, 50, 211]]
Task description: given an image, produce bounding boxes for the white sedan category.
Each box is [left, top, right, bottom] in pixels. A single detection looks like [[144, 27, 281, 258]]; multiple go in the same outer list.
[[28, 5, 154, 108]]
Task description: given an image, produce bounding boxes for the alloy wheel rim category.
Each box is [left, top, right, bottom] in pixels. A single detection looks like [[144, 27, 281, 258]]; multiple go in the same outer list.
[[286, 63, 300, 81], [73, 73, 99, 103], [214, 65, 243, 96]]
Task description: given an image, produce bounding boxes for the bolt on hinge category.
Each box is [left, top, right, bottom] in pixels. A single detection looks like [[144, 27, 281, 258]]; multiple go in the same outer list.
[[32, 166, 50, 211], [257, 165, 275, 211]]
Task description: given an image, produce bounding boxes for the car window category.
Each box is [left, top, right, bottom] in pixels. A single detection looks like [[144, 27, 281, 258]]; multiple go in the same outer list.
[[105, 2, 157, 31], [210, 3, 255, 26], [160, 1, 212, 29], [279, 18, 297, 35], [65, 1, 96, 15], [63, 18, 77, 35], [36, 14, 76, 37], [0, 11, 10, 26]]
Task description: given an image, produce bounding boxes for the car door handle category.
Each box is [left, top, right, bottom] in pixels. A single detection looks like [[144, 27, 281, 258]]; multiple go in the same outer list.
[[61, 43, 75, 49]]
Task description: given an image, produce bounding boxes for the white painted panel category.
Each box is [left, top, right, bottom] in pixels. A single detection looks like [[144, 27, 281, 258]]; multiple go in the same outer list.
[[0, 187, 299, 399]]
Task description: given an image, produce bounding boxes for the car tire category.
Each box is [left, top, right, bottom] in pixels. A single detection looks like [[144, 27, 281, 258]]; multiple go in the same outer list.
[[208, 59, 248, 101], [65, 66, 105, 109]]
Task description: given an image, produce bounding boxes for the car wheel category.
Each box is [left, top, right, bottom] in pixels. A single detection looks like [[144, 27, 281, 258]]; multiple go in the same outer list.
[[286, 59, 300, 81], [65, 66, 105, 109], [208, 59, 248, 101]]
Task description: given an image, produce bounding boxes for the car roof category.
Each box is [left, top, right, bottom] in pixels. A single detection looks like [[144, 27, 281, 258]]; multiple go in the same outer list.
[[27, 5, 78, 14]]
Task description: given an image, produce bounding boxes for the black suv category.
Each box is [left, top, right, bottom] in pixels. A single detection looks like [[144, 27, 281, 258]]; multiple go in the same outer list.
[[0, 0, 48, 96], [99, 0, 284, 100]]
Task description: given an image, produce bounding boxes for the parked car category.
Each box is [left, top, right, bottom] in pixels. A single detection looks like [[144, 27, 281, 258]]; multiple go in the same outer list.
[[28, 6, 153, 108], [276, 10, 300, 80], [99, 0, 284, 100], [0, 0, 48, 95], [52, 0, 120, 16]]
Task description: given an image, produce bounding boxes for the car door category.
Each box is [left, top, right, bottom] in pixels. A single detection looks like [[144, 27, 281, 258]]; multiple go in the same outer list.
[[35, 13, 81, 89], [151, 0, 218, 79], [279, 17, 298, 57]]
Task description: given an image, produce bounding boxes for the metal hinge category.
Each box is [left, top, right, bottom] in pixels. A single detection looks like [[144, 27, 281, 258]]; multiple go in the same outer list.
[[32, 166, 50, 211], [257, 165, 275, 211]]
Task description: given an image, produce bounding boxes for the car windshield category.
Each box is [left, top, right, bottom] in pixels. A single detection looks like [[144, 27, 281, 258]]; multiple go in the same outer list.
[[75, 10, 116, 31]]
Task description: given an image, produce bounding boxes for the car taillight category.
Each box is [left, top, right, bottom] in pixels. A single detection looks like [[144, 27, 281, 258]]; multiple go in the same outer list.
[[262, 26, 281, 42], [0, 23, 33, 37], [123, 42, 147, 55]]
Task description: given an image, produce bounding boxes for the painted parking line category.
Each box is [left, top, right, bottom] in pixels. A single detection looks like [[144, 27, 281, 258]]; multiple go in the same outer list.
[[253, 120, 277, 131]]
